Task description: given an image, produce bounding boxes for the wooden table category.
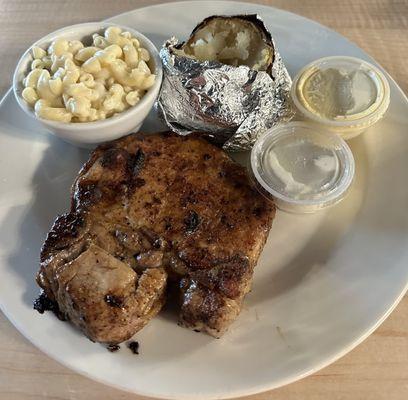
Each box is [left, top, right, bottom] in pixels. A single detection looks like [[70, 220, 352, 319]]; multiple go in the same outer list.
[[0, 1, 407, 399]]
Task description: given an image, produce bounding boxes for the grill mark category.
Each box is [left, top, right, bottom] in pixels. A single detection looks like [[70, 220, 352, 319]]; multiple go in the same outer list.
[[131, 148, 145, 177]]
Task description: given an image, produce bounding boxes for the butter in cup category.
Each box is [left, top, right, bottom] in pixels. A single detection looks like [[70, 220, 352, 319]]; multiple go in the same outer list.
[[291, 56, 390, 140]]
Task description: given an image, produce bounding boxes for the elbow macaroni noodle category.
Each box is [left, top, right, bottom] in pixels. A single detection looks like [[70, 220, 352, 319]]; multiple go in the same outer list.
[[21, 27, 156, 122]]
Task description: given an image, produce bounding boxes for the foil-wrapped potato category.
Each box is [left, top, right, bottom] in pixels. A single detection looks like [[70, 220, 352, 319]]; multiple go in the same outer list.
[[158, 14, 293, 151]]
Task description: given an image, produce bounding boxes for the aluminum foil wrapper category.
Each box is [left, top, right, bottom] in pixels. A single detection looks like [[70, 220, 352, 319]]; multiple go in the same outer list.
[[157, 15, 293, 151]]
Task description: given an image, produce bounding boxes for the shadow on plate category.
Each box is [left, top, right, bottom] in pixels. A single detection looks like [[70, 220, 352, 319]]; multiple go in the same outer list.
[[3, 136, 89, 308]]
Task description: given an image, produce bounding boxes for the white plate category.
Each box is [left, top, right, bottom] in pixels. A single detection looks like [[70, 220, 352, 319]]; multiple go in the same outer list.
[[1, 2, 408, 399]]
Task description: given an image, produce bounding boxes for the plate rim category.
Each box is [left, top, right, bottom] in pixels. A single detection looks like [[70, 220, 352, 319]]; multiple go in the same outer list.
[[1, 1, 408, 399]]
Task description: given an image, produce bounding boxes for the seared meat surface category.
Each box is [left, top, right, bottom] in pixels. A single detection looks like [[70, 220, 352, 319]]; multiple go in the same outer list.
[[37, 132, 275, 343]]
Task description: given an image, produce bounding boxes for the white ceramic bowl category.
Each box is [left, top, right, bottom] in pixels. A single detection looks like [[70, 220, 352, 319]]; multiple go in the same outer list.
[[13, 22, 163, 147]]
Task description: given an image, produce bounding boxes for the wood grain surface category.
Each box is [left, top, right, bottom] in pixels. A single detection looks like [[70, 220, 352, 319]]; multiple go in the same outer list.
[[0, 1, 407, 399]]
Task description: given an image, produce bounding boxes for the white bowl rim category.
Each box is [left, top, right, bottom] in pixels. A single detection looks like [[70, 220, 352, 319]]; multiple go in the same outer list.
[[12, 21, 163, 131]]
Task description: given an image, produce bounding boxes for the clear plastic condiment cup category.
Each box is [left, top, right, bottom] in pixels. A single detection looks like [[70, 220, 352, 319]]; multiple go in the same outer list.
[[250, 122, 355, 213], [291, 56, 390, 140]]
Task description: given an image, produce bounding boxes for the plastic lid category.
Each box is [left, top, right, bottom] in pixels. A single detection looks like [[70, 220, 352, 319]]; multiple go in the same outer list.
[[291, 56, 390, 139], [250, 122, 355, 213]]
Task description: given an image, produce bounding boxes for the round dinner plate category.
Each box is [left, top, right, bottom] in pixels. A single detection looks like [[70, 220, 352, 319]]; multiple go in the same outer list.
[[1, 2, 407, 399]]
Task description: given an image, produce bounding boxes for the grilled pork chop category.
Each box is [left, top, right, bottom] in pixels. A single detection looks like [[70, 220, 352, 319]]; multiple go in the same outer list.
[[37, 133, 275, 343]]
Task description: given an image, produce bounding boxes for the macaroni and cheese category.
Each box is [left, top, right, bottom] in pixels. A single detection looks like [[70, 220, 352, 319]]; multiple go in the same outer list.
[[21, 27, 156, 122]]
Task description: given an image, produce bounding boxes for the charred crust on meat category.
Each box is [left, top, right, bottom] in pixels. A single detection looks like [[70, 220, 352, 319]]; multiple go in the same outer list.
[[164, 218, 173, 231], [100, 148, 128, 169], [220, 214, 234, 229], [184, 210, 200, 234], [33, 291, 66, 321], [152, 196, 161, 205], [252, 206, 264, 217], [190, 254, 250, 298], [40, 213, 85, 261], [130, 148, 145, 176], [132, 177, 146, 188], [153, 237, 164, 249], [107, 344, 121, 352], [127, 341, 139, 354], [97, 142, 114, 151], [75, 182, 102, 209], [33, 292, 53, 314], [180, 189, 199, 206], [104, 294, 124, 308]]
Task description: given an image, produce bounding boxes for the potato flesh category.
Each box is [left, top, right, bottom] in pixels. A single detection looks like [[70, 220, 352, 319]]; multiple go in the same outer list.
[[179, 18, 272, 71]]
